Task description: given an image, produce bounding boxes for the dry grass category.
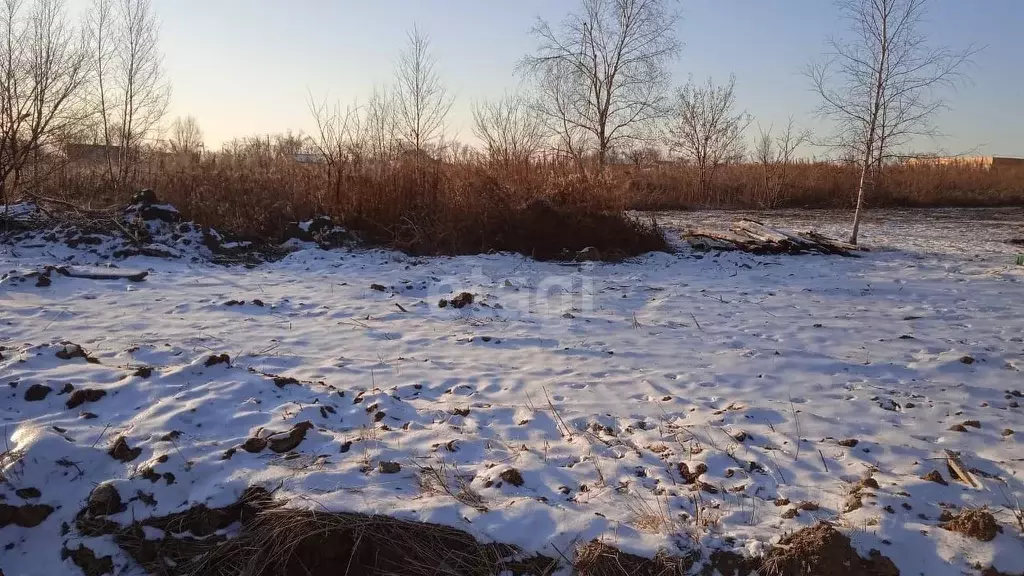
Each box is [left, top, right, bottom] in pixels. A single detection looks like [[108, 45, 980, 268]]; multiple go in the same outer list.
[[16, 151, 1023, 260], [191, 507, 558, 576], [39, 155, 667, 260], [627, 161, 1024, 210]]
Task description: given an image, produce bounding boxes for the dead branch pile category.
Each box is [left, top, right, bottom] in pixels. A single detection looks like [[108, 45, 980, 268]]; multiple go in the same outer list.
[[683, 219, 864, 256]]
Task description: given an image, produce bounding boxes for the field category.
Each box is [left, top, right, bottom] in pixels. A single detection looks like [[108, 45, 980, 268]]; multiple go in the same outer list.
[[2, 206, 1023, 575]]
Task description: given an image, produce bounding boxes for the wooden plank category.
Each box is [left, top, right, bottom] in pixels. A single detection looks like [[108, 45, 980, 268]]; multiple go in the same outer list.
[[685, 228, 757, 245], [733, 220, 793, 244]]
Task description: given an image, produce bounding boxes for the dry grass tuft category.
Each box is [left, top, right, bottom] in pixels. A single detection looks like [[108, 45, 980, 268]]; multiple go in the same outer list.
[[195, 507, 558, 576], [574, 540, 697, 576]]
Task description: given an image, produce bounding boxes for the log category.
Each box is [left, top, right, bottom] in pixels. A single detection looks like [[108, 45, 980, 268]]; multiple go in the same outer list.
[[60, 266, 149, 282], [733, 220, 793, 245], [798, 231, 862, 254], [685, 228, 758, 245]]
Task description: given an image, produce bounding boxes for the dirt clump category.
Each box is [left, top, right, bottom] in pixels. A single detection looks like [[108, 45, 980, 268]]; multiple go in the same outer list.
[[15, 487, 41, 499], [108, 437, 142, 462], [499, 468, 525, 487], [268, 421, 314, 453], [677, 462, 708, 484], [762, 522, 899, 576], [23, 384, 52, 401], [56, 343, 100, 363], [378, 461, 401, 474], [62, 544, 114, 576], [0, 503, 54, 528], [922, 470, 948, 485], [941, 508, 1001, 542], [87, 483, 125, 516], [449, 292, 474, 309], [242, 437, 268, 453], [66, 388, 106, 409], [204, 353, 231, 367]]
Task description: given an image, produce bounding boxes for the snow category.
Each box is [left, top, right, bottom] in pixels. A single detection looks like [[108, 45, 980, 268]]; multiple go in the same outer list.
[[2, 208, 1023, 575]]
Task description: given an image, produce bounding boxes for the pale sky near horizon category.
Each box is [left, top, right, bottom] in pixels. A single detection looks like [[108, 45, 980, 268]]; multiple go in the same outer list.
[[67, 0, 1023, 157]]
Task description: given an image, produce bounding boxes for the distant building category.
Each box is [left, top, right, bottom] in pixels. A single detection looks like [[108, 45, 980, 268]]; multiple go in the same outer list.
[[65, 143, 121, 162], [906, 156, 1024, 169]]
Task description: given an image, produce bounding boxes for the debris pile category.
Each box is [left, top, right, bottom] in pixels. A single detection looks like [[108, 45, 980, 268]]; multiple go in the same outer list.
[[683, 219, 864, 256]]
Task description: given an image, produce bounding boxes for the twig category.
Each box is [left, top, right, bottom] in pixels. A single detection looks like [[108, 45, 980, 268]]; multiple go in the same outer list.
[[91, 424, 112, 448], [543, 387, 573, 440], [790, 396, 802, 463], [767, 449, 788, 485], [818, 449, 829, 473], [394, 302, 409, 313], [690, 313, 703, 331]]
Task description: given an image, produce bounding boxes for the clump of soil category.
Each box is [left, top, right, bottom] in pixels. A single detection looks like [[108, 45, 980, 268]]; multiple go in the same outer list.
[[268, 421, 314, 453], [133, 366, 153, 378], [922, 470, 948, 485], [23, 384, 52, 401], [204, 353, 231, 367], [499, 468, 525, 487], [242, 437, 268, 453], [56, 343, 100, 363], [941, 508, 1002, 542], [87, 484, 125, 516], [15, 487, 41, 499], [762, 522, 899, 576], [677, 462, 708, 484], [378, 461, 401, 474], [838, 438, 859, 447], [108, 437, 142, 462], [66, 388, 106, 409], [445, 292, 474, 309], [61, 544, 114, 576], [0, 503, 55, 528]]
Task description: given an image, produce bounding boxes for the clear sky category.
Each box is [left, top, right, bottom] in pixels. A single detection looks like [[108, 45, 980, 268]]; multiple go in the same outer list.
[[69, 0, 1023, 156]]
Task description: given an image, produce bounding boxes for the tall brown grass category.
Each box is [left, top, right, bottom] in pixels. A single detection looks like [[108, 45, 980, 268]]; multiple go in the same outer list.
[[626, 160, 1024, 210], [43, 154, 665, 260], [31, 153, 1024, 259]]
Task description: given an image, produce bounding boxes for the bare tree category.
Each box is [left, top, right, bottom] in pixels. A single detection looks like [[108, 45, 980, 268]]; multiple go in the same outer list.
[[364, 86, 397, 162], [520, 0, 680, 170], [307, 94, 362, 202], [87, 0, 170, 186], [1, 0, 88, 210], [393, 25, 452, 156], [169, 115, 202, 155], [472, 93, 544, 168], [754, 117, 810, 207], [807, 0, 977, 244], [665, 75, 751, 200]]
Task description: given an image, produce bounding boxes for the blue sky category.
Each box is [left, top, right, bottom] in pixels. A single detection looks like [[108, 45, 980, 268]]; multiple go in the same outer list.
[[70, 0, 1023, 156]]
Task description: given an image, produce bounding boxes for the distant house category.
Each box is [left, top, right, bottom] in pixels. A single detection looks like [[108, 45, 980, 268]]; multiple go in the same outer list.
[[906, 156, 1024, 169], [65, 143, 121, 162], [293, 152, 326, 164]]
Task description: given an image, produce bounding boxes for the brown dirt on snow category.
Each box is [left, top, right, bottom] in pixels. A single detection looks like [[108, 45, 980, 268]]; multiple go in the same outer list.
[[74, 489, 903, 576], [941, 508, 1002, 542], [761, 522, 899, 576]]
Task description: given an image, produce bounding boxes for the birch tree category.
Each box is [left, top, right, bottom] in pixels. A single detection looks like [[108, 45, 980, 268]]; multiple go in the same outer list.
[[807, 0, 976, 244]]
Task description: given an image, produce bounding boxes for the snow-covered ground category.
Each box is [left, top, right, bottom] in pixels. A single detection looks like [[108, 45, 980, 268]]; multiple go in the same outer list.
[[2, 208, 1023, 575]]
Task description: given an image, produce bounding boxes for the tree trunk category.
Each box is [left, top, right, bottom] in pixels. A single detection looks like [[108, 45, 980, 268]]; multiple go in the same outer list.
[[850, 149, 872, 245]]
